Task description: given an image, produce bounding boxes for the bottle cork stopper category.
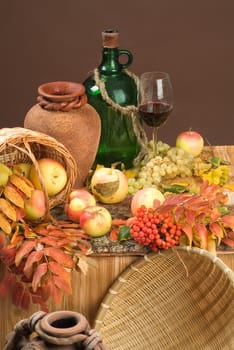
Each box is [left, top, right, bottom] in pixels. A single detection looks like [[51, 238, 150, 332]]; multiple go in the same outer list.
[[102, 29, 119, 48]]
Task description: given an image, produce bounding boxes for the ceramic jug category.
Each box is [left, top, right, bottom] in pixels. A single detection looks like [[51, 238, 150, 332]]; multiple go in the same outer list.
[[24, 81, 101, 187]]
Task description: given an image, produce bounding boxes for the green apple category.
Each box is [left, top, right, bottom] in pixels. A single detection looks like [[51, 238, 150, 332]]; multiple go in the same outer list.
[[24, 189, 47, 220], [29, 158, 67, 196]]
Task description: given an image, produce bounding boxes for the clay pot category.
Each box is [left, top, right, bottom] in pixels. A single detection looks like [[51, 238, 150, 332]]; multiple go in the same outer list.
[[4, 310, 107, 349], [24, 81, 101, 188]]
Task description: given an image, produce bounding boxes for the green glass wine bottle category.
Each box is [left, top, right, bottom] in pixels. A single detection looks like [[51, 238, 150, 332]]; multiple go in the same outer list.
[[83, 29, 142, 169]]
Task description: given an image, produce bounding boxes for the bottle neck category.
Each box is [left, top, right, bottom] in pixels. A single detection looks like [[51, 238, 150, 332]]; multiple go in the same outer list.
[[98, 48, 122, 75]]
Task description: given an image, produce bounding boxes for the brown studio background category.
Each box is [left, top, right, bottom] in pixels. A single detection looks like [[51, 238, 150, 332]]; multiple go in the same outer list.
[[0, 0, 234, 146]]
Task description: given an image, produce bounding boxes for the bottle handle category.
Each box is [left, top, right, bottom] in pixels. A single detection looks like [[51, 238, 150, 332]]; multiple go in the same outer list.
[[118, 49, 133, 69]]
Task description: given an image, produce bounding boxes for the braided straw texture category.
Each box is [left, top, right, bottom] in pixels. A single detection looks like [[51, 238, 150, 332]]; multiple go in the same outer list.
[[0, 127, 77, 209], [94, 247, 234, 350]]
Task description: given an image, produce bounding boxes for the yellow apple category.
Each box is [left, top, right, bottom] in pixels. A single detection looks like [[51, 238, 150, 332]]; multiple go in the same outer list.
[[91, 167, 129, 204], [29, 158, 67, 196], [0, 162, 12, 186], [131, 187, 165, 216], [12, 163, 32, 178], [79, 205, 112, 237]]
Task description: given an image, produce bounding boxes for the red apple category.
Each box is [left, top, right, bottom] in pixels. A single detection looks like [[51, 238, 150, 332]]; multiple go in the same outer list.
[[24, 189, 47, 220], [131, 187, 165, 216], [79, 205, 112, 237], [91, 167, 128, 204], [29, 158, 67, 196], [176, 130, 204, 157], [65, 189, 96, 222]]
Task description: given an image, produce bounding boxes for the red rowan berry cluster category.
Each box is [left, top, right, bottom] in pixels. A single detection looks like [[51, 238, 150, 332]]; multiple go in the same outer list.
[[130, 205, 182, 251]]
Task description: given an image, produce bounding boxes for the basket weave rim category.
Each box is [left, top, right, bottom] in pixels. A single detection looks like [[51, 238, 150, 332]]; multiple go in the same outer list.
[[0, 127, 78, 209], [94, 246, 234, 330]]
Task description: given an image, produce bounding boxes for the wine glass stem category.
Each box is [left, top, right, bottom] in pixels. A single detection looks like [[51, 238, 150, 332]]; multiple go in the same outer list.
[[152, 127, 159, 156]]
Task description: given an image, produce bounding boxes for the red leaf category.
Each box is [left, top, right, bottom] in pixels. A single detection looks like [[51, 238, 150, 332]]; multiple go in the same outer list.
[[23, 250, 44, 278], [48, 261, 71, 283], [31, 292, 49, 312], [109, 227, 119, 242], [15, 239, 37, 267], [222, 238, 234, 247], [221, 215, 234, 229], [12, 282, 24, 307], [20, 289, 30, 310], [0, 247, 17, 266], [0, 232, 7, 249], [39, 236, 70, 248], [209, 222, 224, 244], [32, 262, 47, 292], [53, 275, 72, 295], [0, 272, 15, 299], [185, 209, 196, 225], [181, 223, 193, 246], [43, 247, 74, 269], [194, 223, 208, 250], [43, 276, 63, 304]]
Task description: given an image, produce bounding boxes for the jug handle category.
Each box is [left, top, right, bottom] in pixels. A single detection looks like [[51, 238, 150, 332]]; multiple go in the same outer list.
[[118, 49, 133, 69]]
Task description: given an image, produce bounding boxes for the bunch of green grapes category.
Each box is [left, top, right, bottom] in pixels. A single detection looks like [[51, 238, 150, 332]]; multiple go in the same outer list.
[[128, 141, 196, 194]]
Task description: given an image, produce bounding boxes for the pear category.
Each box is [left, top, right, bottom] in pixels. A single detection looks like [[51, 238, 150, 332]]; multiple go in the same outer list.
[[0, 162, 12, 186]]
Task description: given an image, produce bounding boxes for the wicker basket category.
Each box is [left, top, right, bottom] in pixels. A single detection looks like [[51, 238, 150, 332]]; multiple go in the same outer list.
[[94, 247, 234, 350], [0, 127, 77, 209]]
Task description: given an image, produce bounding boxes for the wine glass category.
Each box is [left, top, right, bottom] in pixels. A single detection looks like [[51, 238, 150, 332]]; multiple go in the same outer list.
[[138, 71, 173, 156]]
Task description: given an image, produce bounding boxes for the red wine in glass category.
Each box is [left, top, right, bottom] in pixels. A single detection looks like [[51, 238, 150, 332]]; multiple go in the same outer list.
[[139, 101, 173, 128]]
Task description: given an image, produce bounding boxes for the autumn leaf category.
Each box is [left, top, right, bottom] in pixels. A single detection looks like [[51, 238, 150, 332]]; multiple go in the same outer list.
[[185, 209, 196, 226], [39, 236, 70, 248], [221, 215, 234, 230], [181, 223, 193, 246], [0, 198, 17, 221], [43, 276, 63, 304], [43, 247, 74, 269], [194, 223, 208, 250], [20, 289, 31, 310], [32, 262, 48, 292], [0, 247, 17, 266], [0, 231, 7, 249], [53, 275, 72, 295], [222, 238, 234, 247], [15, 239, 37, 267], [4, 185, 25, 209], [31, 291, 48, 312], [12, 281, 24, 307], [23, 250, 44, 279], [0, 272, 15, 299], [0, 212, 12, 234], [209, 222, 224, 245], [48, 261, 71, 283], [109, 227, 119, 242]]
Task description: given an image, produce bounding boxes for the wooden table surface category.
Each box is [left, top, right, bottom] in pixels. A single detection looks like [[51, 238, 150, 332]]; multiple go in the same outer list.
[[0, 145, 234, 348]]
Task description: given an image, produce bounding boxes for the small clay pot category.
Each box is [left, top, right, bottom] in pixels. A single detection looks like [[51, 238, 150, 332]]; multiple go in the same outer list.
[[4, 310, 108, 349], [24, 81, 101, 188]]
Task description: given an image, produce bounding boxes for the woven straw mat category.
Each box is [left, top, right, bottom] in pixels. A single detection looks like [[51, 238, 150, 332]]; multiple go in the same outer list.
[[94, 247, 234, 350]]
